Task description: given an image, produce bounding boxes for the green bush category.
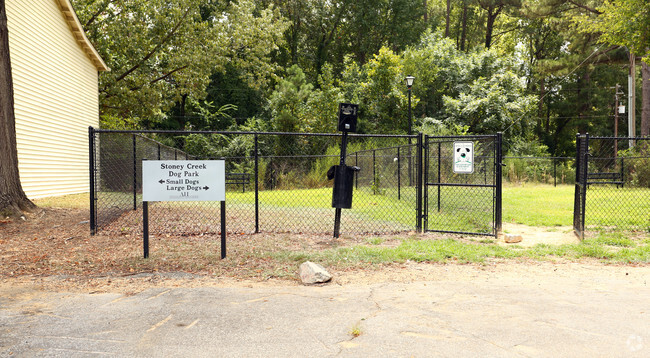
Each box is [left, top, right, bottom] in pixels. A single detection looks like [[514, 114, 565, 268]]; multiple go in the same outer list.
[[619, 142, 650, 188]]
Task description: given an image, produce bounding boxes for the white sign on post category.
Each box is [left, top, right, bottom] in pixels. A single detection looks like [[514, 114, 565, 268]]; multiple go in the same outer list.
[[453, 141, 474, 174], [142, 160, 225, 202]]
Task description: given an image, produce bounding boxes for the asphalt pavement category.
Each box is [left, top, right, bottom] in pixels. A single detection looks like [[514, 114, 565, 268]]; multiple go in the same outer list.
[[1, 263, 649, 357]]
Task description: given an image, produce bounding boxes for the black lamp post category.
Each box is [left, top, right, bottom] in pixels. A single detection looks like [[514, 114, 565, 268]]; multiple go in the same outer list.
[[404, 75, 415, 187], [405, 75, 415, 134]]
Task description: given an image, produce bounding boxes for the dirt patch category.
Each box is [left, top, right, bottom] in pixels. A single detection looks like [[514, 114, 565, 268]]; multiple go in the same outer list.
[[0, 208, 400, 286], [0, 208, 643, 295], [500, 223, 580, 247]]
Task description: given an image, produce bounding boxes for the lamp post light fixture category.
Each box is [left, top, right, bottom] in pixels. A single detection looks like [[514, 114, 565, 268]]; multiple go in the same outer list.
[[405, 75, 415, 134]]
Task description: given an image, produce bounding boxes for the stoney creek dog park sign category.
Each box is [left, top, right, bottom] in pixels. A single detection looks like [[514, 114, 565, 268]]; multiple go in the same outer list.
[[143, 160, 225, 201], [141, 160, 227, 259]]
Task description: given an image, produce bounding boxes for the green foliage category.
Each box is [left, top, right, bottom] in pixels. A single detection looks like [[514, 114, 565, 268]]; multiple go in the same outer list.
[[618, 142, 650, 188], [72, 0, 647, 165], [99, 114, 139, 130], [268, 65, 313, 134], [572, 0, 650, 62], [357, 47, 419, 134], [73, 0, 288, 123], [441, 55, 536, 138]]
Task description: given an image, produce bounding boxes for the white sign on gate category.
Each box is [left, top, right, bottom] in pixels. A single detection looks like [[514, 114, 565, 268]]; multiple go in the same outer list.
[[453, 141, 474, 174], [142, 160, 225, 201]]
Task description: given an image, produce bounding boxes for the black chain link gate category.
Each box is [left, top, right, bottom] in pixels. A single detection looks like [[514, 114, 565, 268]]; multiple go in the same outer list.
[[423, 134, 502, 237]]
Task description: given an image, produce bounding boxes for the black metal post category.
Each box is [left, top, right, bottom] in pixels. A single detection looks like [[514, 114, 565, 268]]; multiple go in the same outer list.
[[133, 134, 137, 210], [408, 88, 412, 136], [254, 134, 259, 233], [553, 158, 557, 187], [573, 134, 583, 238], [407, 86, 413, 187], [437, 142, 441, 213], [89, 127, 96, 235], [333, 131, 349, 238], [580, 133, 589, 236], [355, 152, 359, 189], [157, 143, 161, 160], [416, 133, 423, 232], [372, 149, 376, 192], [621, 157, 625, 189], [174, 149, 177, 160], [423, 135, 429, 231], [143, 201, 149, 258], [495, 132, 503, 236], [484, 154, 487, 185], [221, 200, 226, 259], [397, 147, 401, 200]]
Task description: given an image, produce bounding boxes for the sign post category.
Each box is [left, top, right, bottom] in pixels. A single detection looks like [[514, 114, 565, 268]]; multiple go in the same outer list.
[[332, 103, 359, 238], [142, 160, 226, 258]]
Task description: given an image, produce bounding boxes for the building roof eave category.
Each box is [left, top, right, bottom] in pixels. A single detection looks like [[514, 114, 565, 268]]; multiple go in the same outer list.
[[56, 0, 110, 72]]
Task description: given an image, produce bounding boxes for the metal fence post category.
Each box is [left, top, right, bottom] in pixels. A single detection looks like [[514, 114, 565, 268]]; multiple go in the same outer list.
[[437, 142, 441, 213], [397, 147, 401, 200], [254, 133, 259, 233], [373, 149, 376, 193], [89, 127, 96, 235], [355, 152, 358, 189], [553, 158, 557, 187], [133, 134, 137, 211], [416, 133, 423, 232], [573, 134, 582, 238], [621, 157, 625, 189], [221, 200, 227, 259], [423, 135, 430, 231], [580, 133, 589, 237], [143, 201, 149, 258], [495, 132, 503, 236]]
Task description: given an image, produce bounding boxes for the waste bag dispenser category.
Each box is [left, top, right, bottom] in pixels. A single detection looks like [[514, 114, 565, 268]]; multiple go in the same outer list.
[[328, 165, 360, 209]]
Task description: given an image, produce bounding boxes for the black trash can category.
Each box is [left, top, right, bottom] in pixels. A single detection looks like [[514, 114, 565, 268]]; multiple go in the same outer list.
[[331, 165, 360, 209]]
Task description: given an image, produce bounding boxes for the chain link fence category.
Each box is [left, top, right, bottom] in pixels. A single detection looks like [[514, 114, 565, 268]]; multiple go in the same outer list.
[[91, 129, 648, 239], [90, 129, 419, 237], [502, 156, 575, 186], [576, 135, 650, 235]]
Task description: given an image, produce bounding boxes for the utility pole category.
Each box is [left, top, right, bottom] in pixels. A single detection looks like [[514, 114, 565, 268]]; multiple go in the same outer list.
[[628, 52, 636, 147]]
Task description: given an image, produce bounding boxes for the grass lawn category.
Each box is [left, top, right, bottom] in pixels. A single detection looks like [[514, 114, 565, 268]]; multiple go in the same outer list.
[[502, 183, 649, 230], [502, 183, 574, 226], [40, 183, 647, 232]]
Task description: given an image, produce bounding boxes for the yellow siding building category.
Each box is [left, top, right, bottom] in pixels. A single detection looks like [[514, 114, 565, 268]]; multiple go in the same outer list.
[[5, 0, 108, 198]]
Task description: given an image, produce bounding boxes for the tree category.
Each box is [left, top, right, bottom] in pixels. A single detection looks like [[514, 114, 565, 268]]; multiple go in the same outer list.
[[73, 0, 288, 125], [440, 52, 536, 141], [357, 47, 418, 134], [477, 0, 521, 49], [572, 0, 650, 136], [0, 0, 36, 217]]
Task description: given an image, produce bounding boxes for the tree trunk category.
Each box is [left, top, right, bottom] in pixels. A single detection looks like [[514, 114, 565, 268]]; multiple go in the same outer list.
[[538, 77, 546, 130], [423, 0, 428, 22], [445, 0, 451, 37], [0, 0, 36, 217], [484, 4, 502, 49], [642, 60, 649, 137], [460, 1, 468, 52]]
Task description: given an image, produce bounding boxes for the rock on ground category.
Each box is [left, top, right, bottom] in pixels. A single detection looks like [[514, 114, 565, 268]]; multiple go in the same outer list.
[[299, 261, 332, 284]]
